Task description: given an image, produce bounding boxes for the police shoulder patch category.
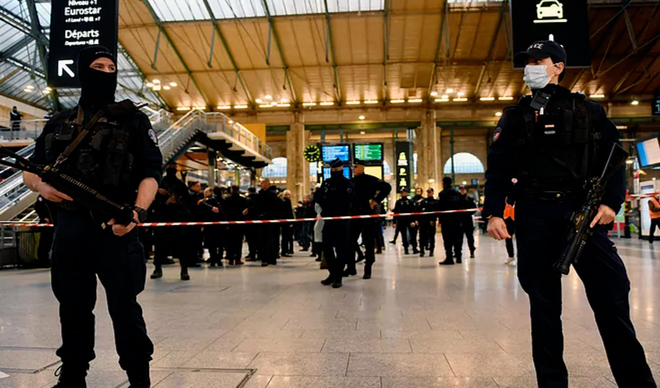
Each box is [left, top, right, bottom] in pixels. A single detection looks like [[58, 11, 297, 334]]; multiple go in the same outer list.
[[148, 129, 158, 146], [493, 127, 502, 142]]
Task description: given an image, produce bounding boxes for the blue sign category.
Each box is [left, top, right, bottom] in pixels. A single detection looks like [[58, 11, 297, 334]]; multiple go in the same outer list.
[[322, 144, 350, 162], [323, 167, 351, 179]]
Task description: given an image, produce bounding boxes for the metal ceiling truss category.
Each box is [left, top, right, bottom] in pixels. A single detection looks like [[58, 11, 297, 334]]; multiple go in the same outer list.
[[201, 0, 255, 107], [25, 0, 60, 111], [117, 45, 170, 109], [261, 0, 297, 104], [322, 0, 341, 104], [473, 0, 508, 98], [141, 0, 212, 109], [382, 0, 390, 102], [0, 5, 46, 45], [427, 0, 449, 97], [0, 35, 33, 63]]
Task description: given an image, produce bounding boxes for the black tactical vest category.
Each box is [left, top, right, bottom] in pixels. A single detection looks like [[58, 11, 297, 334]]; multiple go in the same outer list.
[[44, 106, 135, 190], [509, 93, 596, 195]]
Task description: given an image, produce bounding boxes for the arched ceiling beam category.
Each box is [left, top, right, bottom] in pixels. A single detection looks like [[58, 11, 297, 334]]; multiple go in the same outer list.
[[260, 0, 297, 104]]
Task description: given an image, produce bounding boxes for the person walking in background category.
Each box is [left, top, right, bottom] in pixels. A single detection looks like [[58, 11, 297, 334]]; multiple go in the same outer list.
[[417, 188, 437, 257], [458, 185, 477, 258], [300, 195, 315, 252], [438, 177, 464, 265], [648, 193, 660, 245], [280, 190, 295, 257], [393, 188, 418, 255], [503, 200, 516, 265], [9, 106, 21, 134], [225, 185, 247, 265], [243, 187, 258, 261]]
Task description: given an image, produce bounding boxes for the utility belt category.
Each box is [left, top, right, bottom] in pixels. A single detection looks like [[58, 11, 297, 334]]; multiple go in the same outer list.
[[517, 188, 576, 203]]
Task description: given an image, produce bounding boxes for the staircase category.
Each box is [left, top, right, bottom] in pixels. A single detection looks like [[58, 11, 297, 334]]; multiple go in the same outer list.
[[0, 108, 173, 221], [0, 108, 272, 221]]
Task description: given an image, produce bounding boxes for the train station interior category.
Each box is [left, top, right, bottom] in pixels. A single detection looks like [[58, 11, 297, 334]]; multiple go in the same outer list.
[[0, 0, 659, 387]]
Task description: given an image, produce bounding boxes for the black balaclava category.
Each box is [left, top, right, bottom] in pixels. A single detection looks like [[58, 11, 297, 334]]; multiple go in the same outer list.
[[77, 45, 117, 109], [330, 169, 344, 179]]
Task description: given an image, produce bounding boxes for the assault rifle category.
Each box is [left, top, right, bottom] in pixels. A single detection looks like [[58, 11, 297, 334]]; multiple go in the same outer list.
[[555, 143, 628, 275], [0, 147, 138, 226]]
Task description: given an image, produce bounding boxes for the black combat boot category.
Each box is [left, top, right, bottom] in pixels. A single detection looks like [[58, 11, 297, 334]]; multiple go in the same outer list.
[[51, 363, 88, 388], [180, 268, 190, 281], [150, 267, 162, 279], [127, 364, 151, 388], [363, 264, 372, 279], [321, 276, 333, 286], [439, 258, 454, 265]]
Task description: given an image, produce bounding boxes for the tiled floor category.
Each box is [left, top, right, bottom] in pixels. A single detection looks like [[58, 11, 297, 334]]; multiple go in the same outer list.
[[0, 231, 659, 387]]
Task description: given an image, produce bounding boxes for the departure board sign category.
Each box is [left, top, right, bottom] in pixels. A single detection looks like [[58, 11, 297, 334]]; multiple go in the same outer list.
[[395, 142, 413, 192], [322, 167, 351, 180], [354, 143, 383, 162], [48, 0, 120, 88], [636, 135, 660, 168], [510, 0, 590, 68], [321, 144, 350, 162], [652, 97, 660, 116]]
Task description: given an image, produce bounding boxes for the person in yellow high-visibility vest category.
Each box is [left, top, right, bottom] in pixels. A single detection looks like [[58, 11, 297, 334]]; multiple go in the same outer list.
[[650, 194, 660, 245]]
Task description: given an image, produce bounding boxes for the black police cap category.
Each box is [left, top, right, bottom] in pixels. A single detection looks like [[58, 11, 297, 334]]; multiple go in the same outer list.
[[353, 158, 365, 166], [513, 40, 567, 66], [328, 158, 343, 169]]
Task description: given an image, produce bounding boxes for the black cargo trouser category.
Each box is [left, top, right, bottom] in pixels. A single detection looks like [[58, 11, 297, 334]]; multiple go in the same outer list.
[[225, 225, 244, 263], [257, 224, 278, 264], [395, 219, 417, 250], [515, 199, 656, 388], [281, 223, 294, 254], [153, 226, 190, 270], [348, 218, 375, 272], [440, 219, 462, 260], [460, 217, 476, 253], [51, 210, 153, 370], [419, 220, 436, 254], [650, 218, 660, 244], [322, 220, 350, 282], [505, 218, 516, 258]]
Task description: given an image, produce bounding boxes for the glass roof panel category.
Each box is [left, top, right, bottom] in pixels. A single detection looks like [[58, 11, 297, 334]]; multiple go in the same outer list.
[[147, 0, 384, 21]]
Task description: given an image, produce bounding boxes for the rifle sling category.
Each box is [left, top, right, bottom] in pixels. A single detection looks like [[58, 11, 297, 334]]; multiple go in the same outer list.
[[53, 107, 106, 169]]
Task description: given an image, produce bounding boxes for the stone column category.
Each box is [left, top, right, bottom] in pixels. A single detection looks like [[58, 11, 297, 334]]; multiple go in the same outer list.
[[207, 150, 216, 188], [286, 112, 308, 204], [416, 110, 440, 193]]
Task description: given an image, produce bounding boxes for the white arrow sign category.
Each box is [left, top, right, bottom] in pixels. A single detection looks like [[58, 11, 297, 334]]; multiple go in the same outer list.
[[58, 59, 75, 78]]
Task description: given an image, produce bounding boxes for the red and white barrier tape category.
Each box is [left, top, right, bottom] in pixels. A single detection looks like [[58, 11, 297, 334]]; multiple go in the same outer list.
[[0, 208, 482, 228]]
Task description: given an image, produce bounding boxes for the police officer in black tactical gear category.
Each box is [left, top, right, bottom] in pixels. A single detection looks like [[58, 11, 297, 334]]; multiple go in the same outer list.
[[458, 185, 477, 258], [417, 188, 437, 257], [483, 40, 656, 388], [438, 177, 464, 265], [314, 158, 355, 288], [24, 46, 161, 388], [347, 158, 391, 279], [392, 188, 418, 255]]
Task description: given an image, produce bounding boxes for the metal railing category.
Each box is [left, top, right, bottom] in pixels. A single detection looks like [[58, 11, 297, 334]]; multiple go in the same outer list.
[[205, 112, 273, 160], [0, 120, 47, 141]]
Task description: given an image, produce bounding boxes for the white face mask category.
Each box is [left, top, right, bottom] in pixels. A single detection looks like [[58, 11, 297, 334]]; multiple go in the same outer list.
[[523, 65, 552, 90]]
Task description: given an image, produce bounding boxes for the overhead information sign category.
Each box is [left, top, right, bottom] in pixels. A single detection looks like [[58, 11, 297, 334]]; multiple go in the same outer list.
[[354, 143, 383, 162], [321, 144, 350, 162], [48, 0, 119, 88], [652, 97, 660, 116], [395, 142, 413, 193], [510, 0, 590, 68]]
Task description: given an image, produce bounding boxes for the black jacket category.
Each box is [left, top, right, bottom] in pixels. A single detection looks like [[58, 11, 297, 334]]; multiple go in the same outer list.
[[314, 174, 355, 217], [351, 173, 392, 215], [224, 193, 248, 221], [393, 196, 416, 224], [437, 187, 462, 224], [483, 84, 625, 218]]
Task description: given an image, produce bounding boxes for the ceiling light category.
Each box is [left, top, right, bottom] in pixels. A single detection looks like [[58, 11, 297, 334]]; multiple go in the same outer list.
[[23, 88, 32, 93], [280, 98, 289, 103], [319, 101, 334, 106], [278, 103, 291, 107], [453, 98, 468, 102], [430, 91, 438, 97], [616, 125, 627, 130], [271, 101, 278, 106], [26, 85, 34, 89], [177, 107, 191, 111], [152, 79, 160, 84], [255, 98, 263, 103], [217, 105, 231, 110], [146, 83, 154, 88], [228, 120, 234, 124], [194, 106, 207, 110], [264, 95, 272, 100], [631, 100, 639, 106], [457, 92, 465, 97], [480, 97, 495, 101], [446, 88, 454, 93], [498, 96, 514, 101], [363, 100, 379, 104], [259, 104, 273, 108], [408, 98, 423, 103], [234, 105, 248, 109], [153, 85, 161, 91], [495, 112, 502, 117], [302, 102, 317, 107], [169, 82, 177, 87], [590, 94, 605, 99], [359, 115, 365, 120], [163, 85, 171, 90], [441, 95, 449, 99], [390, 99, 405, 104], [42, 89, 51, 94], [435, 98, 449, 102], [360, 131, 366, 135], [346, 101, 360, 105]]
